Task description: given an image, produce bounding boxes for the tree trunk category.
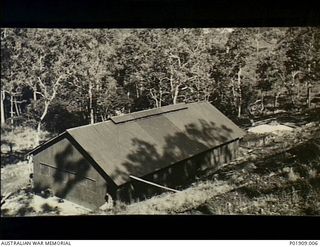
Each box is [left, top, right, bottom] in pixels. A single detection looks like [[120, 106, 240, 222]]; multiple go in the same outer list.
[[197, 81, 200, 102], [135, 83, 139, 98], [159, 81, 162, 107], [307, 85, 311, 108], [237, 67, 242, 118], [35, 75, 61, 146], [231, 79, 236, 104], [292, 72, 299, 104], [261, 92, 265, 113], [169, 68, 174, 103], [36, 122, 41, 147], [10, 94, 14, 126], [89, 80, 94, 124], [14, 99, 20, 116], [238, 103, 241, 118], [307, 64, 311, 108], [273, 93, 276, 112], [36, 122, 41, 138], [36, 101, 50, 146], [18, 104, 22, 116], [150, 89, 159, 108], [33, 89, 37, 101], [256, 37, 259, 54], [173, 84, 180, 105], [1, 91, 5, 125], [275, 92, 280, 108]]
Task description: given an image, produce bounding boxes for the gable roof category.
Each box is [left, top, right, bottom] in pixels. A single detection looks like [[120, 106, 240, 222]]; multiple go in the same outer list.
[[30, 102, 245, 186]]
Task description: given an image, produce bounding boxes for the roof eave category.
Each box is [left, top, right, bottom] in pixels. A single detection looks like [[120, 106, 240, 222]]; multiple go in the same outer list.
[[26, 131, 68, 157]]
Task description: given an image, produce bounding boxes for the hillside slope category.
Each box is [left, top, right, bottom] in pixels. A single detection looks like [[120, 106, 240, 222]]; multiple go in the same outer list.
[[1, 121, 319, 216], [95, 122, 320, 215]]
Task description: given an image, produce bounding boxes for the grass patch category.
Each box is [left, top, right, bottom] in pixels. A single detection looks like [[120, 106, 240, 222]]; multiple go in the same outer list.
[[1, 126, 51, 166], [1, 161, 32, 195]]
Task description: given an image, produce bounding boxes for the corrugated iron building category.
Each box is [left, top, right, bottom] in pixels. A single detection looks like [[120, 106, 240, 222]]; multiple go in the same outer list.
[[29, 102, 246, 209]]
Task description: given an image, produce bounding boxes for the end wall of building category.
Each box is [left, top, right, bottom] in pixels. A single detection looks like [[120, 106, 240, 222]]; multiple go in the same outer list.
[[32, 137, 108, 209]]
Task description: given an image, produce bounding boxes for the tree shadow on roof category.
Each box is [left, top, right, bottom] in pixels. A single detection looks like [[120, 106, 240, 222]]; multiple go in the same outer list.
[[115, 119, 235, 187]]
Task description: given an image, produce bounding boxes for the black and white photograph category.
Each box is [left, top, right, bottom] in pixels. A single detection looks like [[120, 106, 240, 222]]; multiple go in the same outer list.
[[1, 27, 319, 218]]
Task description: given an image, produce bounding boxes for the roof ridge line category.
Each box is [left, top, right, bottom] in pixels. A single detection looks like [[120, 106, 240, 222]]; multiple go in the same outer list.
[[67, 103, 189, 130], [113, 102, 186, 117], [111, 103, 188, 124], [67, 119, 111, 132]]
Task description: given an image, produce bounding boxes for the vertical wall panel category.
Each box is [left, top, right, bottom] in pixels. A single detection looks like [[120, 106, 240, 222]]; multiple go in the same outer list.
[[33, 137, 107, 209]]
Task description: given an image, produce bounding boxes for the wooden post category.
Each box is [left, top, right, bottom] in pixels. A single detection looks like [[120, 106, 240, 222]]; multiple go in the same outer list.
[[129, 175, 180, 193]]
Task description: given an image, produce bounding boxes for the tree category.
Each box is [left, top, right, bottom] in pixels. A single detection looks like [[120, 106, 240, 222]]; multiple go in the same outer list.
[[60, 29, 130, 123], [216, 28, 254, 117], [284, 27, 320, 108], [0, 28, 25, 126], [2, 27, 318, 140], [2, 29, 70, 143], [113, 29, 218, 109]]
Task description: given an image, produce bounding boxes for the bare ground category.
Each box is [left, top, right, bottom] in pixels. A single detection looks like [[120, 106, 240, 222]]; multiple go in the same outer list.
[[1, 186, 90, 216]]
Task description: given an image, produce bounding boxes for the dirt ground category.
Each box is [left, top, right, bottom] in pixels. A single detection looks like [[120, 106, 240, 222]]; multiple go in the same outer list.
[[248, 123, 293, 135], [1, 186, 90, 216], [1, 127, 90, 216], [1, 162, 91, 216]]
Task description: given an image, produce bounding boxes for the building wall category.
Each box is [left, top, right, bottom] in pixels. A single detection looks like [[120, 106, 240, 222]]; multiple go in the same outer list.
[[33, 137, 107, 209], [116, 139, 240, 203], [33, 137, 240, 207]]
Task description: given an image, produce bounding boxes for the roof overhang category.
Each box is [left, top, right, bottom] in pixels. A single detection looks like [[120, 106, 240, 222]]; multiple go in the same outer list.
[[26, 131, 68, 157]]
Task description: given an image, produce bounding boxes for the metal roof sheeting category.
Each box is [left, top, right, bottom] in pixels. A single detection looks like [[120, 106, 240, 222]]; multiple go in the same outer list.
[[65, 102, 246, 186]]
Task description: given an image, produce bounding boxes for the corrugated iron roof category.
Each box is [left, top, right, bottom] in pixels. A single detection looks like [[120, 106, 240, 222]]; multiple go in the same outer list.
[[65, 102, 245, 186]]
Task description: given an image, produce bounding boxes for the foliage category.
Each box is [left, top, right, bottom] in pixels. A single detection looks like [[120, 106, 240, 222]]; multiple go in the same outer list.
[[1, 27, 320, 133]]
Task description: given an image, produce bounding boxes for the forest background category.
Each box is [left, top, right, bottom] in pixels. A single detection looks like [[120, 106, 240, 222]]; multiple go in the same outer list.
[[1, 27, 319, 144]]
